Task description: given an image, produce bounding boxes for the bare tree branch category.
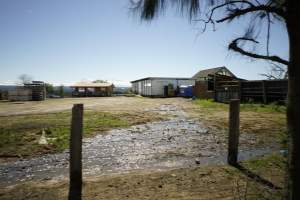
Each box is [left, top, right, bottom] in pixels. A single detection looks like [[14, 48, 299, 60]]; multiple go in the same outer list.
[[228, 37, 289, 65], [193, 1, 259, 33], [266, 12, 271, 56], [260, 73, 278, 79], [131, 0, 288, 66], [260, 63, 287, 79], [216, 4, 286, 23]]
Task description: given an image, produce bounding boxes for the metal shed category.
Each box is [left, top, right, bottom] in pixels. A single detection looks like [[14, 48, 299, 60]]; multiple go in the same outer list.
[[131, 77, 195, 97]]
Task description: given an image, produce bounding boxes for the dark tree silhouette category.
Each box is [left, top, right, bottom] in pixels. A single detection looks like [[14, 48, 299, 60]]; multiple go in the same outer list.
[[18, 74, 33, 84], [130, 0, 299, 199]]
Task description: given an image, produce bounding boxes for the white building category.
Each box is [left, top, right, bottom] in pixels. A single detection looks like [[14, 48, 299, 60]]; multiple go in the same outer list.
[[131, 77, 195, 97]]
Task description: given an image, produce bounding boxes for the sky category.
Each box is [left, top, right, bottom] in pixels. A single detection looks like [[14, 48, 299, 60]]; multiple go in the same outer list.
[[0, 0, 289, 86]]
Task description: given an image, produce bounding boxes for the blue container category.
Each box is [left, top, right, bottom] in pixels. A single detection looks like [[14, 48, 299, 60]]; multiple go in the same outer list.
[[179, 86, 193, 97]]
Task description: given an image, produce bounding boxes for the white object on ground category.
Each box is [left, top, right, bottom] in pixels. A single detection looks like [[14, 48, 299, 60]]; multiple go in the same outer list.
[[38, 129, 48, 145]]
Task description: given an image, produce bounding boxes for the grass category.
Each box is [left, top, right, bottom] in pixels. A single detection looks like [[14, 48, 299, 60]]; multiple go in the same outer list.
[[241, 153, 286, 200], [244, 153, 286, 171], [193, 99, 227, 110], [0, 153, 285, 200], [192, 99, 287, 149], [193, 99, 286, 113], [0, 110, 165, 159]]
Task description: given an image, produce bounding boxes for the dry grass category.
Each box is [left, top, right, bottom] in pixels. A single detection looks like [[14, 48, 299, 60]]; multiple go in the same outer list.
[[187, 99, 286, 148], [0, 154, 285, 200], [0, 97, 190, 116]]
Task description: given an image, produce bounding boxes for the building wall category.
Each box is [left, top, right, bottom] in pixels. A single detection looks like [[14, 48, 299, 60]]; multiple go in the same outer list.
[[144, 79, 151, 96], [8, 88, 32, 101], [151, 79, 195, 96], [132, 82, 138, 94], [24, 82, 46, 101], [151, 79, 174, 96], [193, 81, 214, 99], [178, 79, 195, 87], [134, 79, 152, 96], [132, 79, 195, 97], [72, 86, 113, 97]]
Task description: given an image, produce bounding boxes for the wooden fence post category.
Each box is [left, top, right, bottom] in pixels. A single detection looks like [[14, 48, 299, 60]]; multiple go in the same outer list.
[[69, 104, 83, 200], [228, 99, 240, 166], [262, 80, 267, 104]]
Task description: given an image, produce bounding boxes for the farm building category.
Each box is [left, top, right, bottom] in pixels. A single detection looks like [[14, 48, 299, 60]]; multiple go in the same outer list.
[[131, 77, 195, 97], [24, 81, 46, 101], [71, 81, 114, 97], [7, 81, 46, 101], [130, 66, 287, 102], [192, 66, 287, 103], [8, 88, 32, 101], [193, 66, 236, 80], [214, 77, 288, 103], [192, 66, 238, 99]]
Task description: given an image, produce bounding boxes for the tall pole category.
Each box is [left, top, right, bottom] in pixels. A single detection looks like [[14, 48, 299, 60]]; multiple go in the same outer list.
[[228, 99, 240, 166], [69, 104, 83, 200]]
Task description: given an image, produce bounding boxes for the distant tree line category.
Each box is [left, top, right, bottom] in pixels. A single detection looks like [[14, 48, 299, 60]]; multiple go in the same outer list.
[[45, 83, 65, 98]]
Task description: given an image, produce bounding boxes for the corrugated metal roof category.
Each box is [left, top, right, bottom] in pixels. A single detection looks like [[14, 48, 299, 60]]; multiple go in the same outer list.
[[71, 82, 113, 87], [131, 77, 194, 83], [192, 66, 236, 79]]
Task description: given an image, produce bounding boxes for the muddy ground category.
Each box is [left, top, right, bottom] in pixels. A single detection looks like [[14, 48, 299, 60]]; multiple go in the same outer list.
[[0, 97, 286, 199], [0, 154, 285, 200]]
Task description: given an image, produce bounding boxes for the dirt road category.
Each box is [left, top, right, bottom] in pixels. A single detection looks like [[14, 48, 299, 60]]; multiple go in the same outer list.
[[0, 103, 278, 186], [0, 97, 192, 116]]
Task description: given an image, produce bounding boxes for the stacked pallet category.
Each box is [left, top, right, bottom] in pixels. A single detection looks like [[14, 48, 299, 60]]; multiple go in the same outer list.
[[24, 81, 46, 101]]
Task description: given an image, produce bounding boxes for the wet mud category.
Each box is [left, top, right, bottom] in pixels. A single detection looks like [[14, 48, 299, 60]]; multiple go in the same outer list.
[[0, 104, 278, 186]]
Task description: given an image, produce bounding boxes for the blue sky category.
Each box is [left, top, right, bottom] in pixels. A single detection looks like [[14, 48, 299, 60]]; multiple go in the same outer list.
[[0, 0, 289, 86]]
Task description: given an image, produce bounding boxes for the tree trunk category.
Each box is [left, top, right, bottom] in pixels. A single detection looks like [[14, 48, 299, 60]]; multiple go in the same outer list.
[[286, 0, 300, 199]]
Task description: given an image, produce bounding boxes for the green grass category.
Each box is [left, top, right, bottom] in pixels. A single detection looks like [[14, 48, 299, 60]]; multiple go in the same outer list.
[[193, 99, 287, 148], [0, 111, 131, 158], [238, 153, 286, 200], [0, 109, 166, 159], [221, 154, 286, 200], [243, 153, 286, 170], [193, 99, 286, 113], [240, 102, 286, 113], [193, 99, 227, 110]]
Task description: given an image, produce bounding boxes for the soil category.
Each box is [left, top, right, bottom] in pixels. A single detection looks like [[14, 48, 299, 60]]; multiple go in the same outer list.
[[0, 97, 285, 199], [0, 102, 279, 187], [0, 158, 285, 200]]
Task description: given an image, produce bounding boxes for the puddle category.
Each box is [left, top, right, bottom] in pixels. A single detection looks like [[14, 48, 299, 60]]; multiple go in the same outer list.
[[0, 104, 278, 186]]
